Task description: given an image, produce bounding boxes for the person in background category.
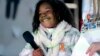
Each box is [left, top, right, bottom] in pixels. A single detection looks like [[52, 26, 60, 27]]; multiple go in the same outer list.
[[5, 0, 20, 19], [19, 0, 80, 56]]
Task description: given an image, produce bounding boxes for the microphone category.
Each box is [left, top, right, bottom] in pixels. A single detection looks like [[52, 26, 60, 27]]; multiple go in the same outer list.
[[23, 31, 39, 50]]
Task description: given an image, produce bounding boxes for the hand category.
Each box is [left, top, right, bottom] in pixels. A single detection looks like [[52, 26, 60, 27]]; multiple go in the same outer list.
[[86, 42, 100, 56], [32, 48, 44, 56]]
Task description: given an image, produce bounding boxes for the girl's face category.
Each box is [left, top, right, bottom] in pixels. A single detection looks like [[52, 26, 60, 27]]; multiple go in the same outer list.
[[39, 3, 58, 28]]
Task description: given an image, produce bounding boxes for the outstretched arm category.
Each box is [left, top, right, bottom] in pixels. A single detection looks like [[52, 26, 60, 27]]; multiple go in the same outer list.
[[86, 42, 100, 56]]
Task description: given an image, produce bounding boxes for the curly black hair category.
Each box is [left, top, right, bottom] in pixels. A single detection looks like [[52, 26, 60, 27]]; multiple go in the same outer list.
[[32, 0, 75, 32]]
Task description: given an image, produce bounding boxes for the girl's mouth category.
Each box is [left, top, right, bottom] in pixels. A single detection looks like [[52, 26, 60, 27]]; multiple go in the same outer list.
[[40, 16, 51, 22]]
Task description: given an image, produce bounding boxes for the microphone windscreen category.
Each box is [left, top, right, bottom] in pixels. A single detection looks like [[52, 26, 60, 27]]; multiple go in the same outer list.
[[23, 31, 39, 50], [23, 31, 33, 43]]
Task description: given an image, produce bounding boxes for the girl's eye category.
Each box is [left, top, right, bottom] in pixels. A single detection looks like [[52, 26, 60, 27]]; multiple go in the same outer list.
[[46, 10, 52, 14]]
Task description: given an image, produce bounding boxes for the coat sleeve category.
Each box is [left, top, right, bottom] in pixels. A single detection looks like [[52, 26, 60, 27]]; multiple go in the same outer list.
[[19, 43, 33, 56], [62, 28, 80, 56], [69, 28, 80, 51]]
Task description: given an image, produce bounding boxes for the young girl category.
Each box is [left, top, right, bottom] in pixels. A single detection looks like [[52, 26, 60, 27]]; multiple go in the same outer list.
[[19, 0, 80, 56]]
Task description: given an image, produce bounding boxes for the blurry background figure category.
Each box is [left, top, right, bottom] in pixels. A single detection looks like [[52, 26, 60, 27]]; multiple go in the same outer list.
[[5, 0, 20, 20], [0, 0, 39, 56]]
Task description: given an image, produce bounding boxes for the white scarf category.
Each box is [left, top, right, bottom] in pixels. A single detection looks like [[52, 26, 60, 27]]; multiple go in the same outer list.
[[34, 20, 72, 56]]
